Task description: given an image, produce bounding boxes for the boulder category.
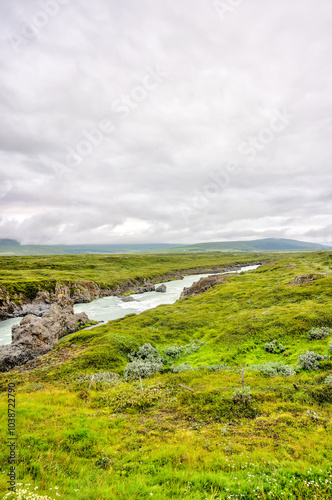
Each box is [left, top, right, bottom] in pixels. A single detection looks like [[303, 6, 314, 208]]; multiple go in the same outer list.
[[0, 296, 89, 372], [156, 284, 167, 293], [120, 296, 136, 302], [180, 274, 227, 298], [135, 284, 156, 294]]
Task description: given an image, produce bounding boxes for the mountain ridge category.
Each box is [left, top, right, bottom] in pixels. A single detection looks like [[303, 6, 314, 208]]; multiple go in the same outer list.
[[0, 237, 330, 255]]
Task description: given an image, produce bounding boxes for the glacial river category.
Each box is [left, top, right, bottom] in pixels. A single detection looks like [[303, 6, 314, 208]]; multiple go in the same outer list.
[[0, 264, 259, 346]]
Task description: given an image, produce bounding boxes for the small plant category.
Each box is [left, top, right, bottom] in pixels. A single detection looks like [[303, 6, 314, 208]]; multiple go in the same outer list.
[[232, 387, 252, 404], [163, 340, 206, 360], [95, 455, 113, 469], [265, 339, 286, 354], [163, 344, 184, 359], [124, 343, 164, 389], [298, 351, 329, 371], [171, 363, 194, 373], [124, 359, 163, 379], [204, 363, 229, 372], [324, 374, 332, 385], [307, 327, 332, 340], [249, 361, 295, 377], [76, 371, 119, 388], [128, 343, 163, 364], [306, 409, 319, 421]]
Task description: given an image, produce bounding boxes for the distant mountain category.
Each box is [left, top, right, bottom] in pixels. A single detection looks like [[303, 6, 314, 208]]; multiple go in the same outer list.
[[172, 238, 332, 252], [0, 241, 179, 256], [0, 238, 330, 256]]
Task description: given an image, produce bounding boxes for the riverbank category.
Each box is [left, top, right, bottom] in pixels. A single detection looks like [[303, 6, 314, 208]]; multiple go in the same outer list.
[[0, 258, 265, 321]]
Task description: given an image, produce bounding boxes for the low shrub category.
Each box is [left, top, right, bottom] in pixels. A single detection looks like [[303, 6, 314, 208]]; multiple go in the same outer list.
[[232, 387, 252, 404], [298, 351, 329, 371], [324, 373, 332, 385], [203, 363, 229, 371], [265, 339, 286, 354], [125, 343, 164, 379], [163, 340, 206, 360], [249, 361, 295, 377], [76, 371, 119, 389], [95, 384, 166, 411], [171, 363, 194, 373], [124, 359, 163, 379], [307, 327, 332, 340]]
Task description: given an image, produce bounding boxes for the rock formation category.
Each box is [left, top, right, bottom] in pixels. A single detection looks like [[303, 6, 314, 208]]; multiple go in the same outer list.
[[0, 296, 89, 372], [180, 274, 228, 298], [156, 284, 167, 293]]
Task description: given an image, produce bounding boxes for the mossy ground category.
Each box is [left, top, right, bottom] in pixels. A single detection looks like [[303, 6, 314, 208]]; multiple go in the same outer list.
[[0, 252, 265, 301], [1, 251, 332, 499]]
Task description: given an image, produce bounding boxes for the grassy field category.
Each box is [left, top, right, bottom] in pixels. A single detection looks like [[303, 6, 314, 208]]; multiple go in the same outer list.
[[0, 252, 265, 302], [1, 251, 332, 499]]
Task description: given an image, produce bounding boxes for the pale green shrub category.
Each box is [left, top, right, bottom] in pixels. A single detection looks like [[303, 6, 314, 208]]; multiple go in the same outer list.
[[163, 340, 206, 359], [249, 361, 295, 377], [124, 358, 163, 379], [171, 363, 194, 373], [265, 339, 286, 354], [76, 371, 119, 386], [232, 387, 252, 404], [307, 327, 332, 340], [298, 351, 329, 371], [324, 374, 332, 385]]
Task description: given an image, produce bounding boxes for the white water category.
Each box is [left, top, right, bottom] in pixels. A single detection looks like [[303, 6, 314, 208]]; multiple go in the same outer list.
[[0, 264, 259, 345]]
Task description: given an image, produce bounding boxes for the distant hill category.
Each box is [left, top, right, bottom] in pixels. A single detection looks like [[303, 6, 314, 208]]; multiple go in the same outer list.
[[0, 238, 330, 256], [171, 238, 331, 252], [0, 241, 179, 256]]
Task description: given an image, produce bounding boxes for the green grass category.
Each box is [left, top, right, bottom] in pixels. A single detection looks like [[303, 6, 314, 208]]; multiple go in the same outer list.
[[0, 252, 266, 302], [1, 251, 332, 499]]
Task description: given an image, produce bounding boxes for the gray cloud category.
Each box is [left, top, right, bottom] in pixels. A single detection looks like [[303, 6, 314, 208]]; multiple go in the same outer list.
[[0, 0, 331, 245]]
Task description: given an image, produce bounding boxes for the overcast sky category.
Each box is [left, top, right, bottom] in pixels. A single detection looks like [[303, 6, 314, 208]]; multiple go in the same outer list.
[[0, 0, 331, 245]]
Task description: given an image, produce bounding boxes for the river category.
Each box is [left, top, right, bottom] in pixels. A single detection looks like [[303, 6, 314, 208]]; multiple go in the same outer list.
[[0, 264, 259, 346]]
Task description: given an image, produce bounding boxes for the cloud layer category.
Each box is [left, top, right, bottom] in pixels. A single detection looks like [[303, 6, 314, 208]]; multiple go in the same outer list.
[[0, 0, 331, 244]]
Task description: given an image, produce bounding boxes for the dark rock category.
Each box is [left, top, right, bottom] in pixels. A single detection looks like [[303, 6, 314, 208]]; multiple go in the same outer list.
[[135, 284, 156, 294], [180, 274, 227, 298], [0, 296, 89, 372], [120, 296, 136, 302], [156, 284, 167, 293]]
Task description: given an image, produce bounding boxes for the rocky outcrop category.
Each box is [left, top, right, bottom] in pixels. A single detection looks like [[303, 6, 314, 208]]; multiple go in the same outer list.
[[289, 274, 323, 286], [0, 296, 89, 372], [134, 284, 156, 294], [180, 274, 229, 298], [156, 284, 167, 293], [0, 261, 265, 321]]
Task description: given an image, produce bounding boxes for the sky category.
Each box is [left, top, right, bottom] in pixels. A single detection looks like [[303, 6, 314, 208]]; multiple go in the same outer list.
[[0, 0, 331, 245]]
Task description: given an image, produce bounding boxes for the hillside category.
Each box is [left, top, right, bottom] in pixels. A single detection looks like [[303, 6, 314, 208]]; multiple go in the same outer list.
[[0, 238, 329, 256], [1, 251, 332, 499], [172, 238, 331, 252], [0, 240, 179, 256]]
